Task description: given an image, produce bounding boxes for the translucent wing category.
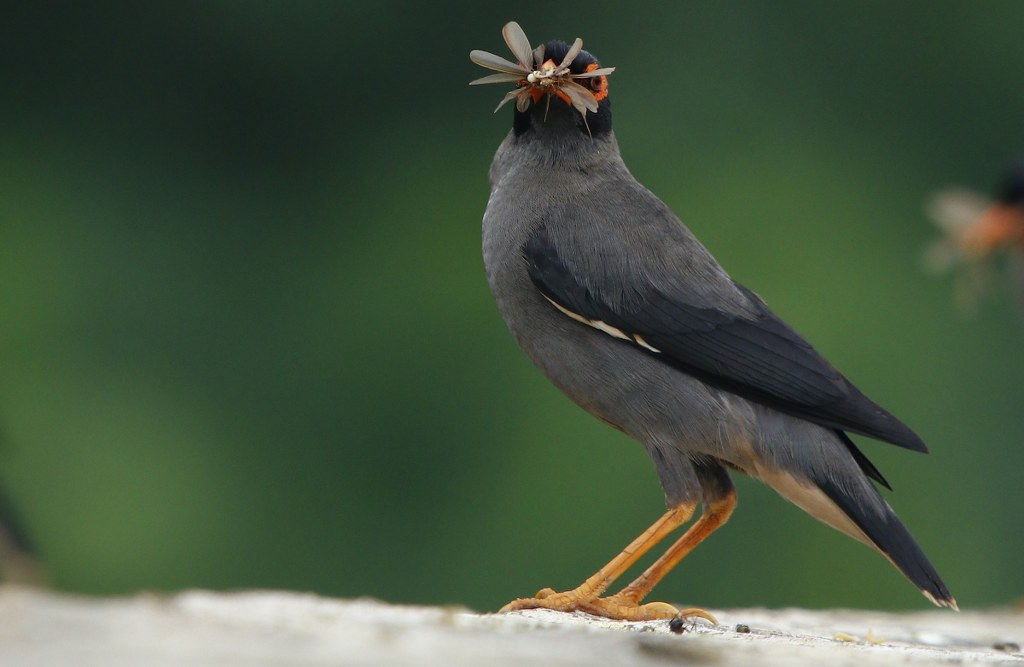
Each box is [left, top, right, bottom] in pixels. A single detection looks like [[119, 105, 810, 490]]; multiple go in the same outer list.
[[560, 80, 599, 114], [555, 38, 584, 73], [470, 49, 527, 74], [574, 67, 616, 78], [470, 72, 526, 86], [502, 21, 535, 69], [493, 88, 523, 113], [532, 44, 545, 69]]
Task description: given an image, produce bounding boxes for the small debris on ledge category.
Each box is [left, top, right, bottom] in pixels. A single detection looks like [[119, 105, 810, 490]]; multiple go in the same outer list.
[[1, 586, 1021, 666]]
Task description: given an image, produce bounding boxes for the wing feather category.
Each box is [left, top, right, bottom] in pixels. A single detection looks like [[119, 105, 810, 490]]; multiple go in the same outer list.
[[524, 222, 927, 452]]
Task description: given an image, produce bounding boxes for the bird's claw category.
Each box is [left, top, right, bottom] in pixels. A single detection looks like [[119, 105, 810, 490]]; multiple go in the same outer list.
[[498, 588, 585, 613], [579, 591, 718, 623], [500, 588, 718, 624]]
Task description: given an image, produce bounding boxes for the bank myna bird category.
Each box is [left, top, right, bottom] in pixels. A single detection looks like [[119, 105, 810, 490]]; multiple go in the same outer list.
[[472, 22, 955, 622]]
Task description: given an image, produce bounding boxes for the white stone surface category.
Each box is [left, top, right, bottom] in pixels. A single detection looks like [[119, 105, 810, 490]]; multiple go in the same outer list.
[[1, 586, 1021, 666]]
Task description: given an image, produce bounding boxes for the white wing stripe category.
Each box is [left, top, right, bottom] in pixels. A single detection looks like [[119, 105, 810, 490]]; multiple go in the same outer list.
[[542, 294, 661, 352]]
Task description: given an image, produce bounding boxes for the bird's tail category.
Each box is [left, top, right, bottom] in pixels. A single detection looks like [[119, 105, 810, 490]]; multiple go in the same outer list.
[[761, 460, 955, 609], [814, 475, 957, 609]]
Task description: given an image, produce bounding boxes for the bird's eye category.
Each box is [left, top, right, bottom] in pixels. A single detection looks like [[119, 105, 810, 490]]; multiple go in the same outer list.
[[588, 75, 608, 101]]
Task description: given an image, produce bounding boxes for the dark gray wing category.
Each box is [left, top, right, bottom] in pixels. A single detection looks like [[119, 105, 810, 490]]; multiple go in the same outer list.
[[524, 217, 927, 453]]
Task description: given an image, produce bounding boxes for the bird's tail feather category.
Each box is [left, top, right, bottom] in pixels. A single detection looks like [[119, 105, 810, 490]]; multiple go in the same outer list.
[[815, 476, 956, 609]]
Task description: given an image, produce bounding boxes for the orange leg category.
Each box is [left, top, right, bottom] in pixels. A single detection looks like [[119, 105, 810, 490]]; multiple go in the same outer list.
[[499, 502, 696, 617], [501, 482, 737, 623], [579, 489, 736, 622]]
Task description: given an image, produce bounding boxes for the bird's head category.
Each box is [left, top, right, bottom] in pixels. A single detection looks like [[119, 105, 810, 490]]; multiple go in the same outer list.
[[470, 22, 615, 138]]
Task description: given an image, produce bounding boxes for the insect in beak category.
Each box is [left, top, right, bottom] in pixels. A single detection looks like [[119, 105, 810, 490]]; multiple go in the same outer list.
[[469, 21, 615, 121]]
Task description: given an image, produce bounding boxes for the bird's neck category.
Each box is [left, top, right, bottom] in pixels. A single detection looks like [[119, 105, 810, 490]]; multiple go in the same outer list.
[[490, 126, 623, 185]]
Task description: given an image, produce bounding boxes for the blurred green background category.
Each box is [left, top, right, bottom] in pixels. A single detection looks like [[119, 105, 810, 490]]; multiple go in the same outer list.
[[2, 2, 1022, 612]]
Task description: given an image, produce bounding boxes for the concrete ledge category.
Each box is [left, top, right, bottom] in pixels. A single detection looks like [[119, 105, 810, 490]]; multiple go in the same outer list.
[[2, 586, 1021, 666]]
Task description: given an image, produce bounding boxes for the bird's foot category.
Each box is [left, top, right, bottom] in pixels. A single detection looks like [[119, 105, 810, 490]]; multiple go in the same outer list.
[[500, 588, 718, 624], [498, 587, 581, 613], [579, 591, 718, 623]]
